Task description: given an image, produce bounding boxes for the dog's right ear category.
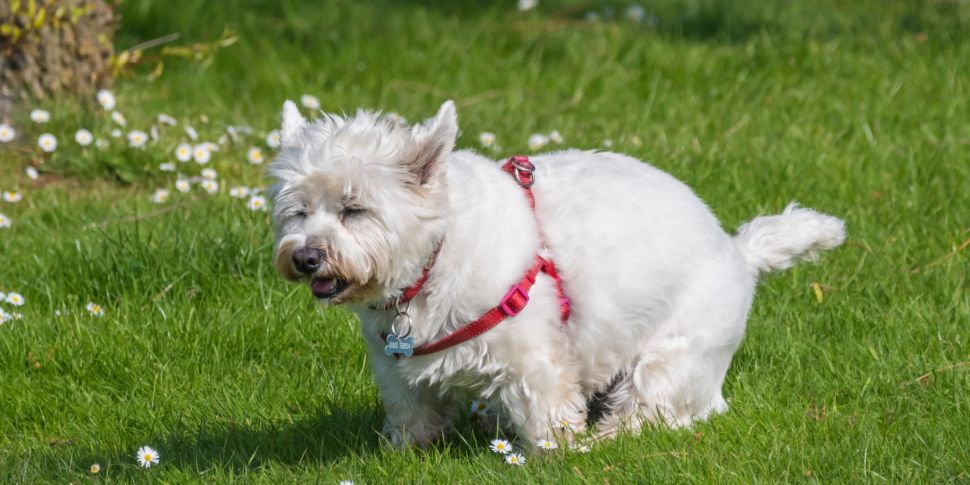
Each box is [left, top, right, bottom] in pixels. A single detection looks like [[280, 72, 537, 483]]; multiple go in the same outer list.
[[407, 100, 458, 186], [281, 100, 306, 146]]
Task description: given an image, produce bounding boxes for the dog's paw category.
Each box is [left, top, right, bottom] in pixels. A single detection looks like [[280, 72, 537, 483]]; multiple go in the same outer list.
[[381, 420, 441, 450], [381, 420, 412, 450]]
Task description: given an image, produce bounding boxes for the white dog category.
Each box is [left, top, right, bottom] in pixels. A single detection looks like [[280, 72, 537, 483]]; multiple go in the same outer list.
[[268, 100, 845, 448]]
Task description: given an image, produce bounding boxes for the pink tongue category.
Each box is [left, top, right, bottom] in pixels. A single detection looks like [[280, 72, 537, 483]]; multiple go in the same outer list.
[[311, 278, 337, 296]]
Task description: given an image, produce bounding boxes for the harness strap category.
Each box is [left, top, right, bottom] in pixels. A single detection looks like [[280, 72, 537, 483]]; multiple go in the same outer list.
[[411, 255, 546, 356], [502, 156, 571, 324], [383, 155, 572, 357]]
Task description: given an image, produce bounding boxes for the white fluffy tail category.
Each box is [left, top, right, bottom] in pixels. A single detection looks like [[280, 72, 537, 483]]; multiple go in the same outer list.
[[734, 203, 846, 276]]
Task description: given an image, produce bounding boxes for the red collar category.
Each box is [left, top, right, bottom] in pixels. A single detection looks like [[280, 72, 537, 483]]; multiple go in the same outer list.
[[374, 242, 441, 312], [381, 156, 571, 357]]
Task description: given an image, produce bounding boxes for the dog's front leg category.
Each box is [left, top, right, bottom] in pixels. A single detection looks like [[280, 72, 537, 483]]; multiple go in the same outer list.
[[365, 336, 454, 449], [493, 347, 588, 448]]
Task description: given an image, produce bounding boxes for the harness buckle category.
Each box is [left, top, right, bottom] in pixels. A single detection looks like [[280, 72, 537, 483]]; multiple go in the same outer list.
[[499, 283, 530, 317], [509, 156, 535, 188]]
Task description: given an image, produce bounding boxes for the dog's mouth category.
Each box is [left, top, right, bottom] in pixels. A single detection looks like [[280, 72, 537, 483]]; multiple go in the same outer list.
[[310, 277, 350, 300]]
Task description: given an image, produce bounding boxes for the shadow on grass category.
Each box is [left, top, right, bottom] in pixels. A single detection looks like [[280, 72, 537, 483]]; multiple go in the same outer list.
[[81, 403, 514, 476], [157, 405, 387, 470]]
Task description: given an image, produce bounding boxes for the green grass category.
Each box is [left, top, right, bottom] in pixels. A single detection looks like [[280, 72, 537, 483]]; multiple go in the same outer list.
[[2, 0, 968, 482]]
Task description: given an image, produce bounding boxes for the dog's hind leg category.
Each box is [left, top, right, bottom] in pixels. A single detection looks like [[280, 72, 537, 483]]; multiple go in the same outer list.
[[595, 271, 752, 437], [594, 340, 734, 438]]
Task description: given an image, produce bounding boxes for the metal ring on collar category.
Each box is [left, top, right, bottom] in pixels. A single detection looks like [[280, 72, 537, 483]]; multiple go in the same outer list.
[[391, 313, 413, 339]]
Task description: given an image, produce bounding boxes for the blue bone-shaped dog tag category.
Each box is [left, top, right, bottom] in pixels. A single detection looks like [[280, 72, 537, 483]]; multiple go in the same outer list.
[[384, 334, 415, 357]]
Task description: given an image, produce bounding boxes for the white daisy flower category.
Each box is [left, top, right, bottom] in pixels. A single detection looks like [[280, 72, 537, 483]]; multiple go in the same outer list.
[[624, 4, 646, 22], [86, 302, 104, 316], [246, 195, 267, 211], [505, 452, 526, 465], [89, 463, 101, 474], [266, 129, 281, 148], [192, 145, 211, 164], [157, 113, 177, 126], [200, 179, 219, 194], [25, 167, 39, 179], [0, 213, 11, 228], [549, 130, 564, 144], [200, 168, 217, 179], [111, 111, 127, 126], [136, 445, 160, 468], [557, 419, 576, 431], [300, 94, 320, 110], [226, 125, 253, 141], [478, 132, 496, 147], [185, 125, 199, 140], [96, 89, 116, 110], [247, 147, 264, 164], [0, 123, 15, 142], [30, 109, 50, 123], [602, 139, 613, 148], [536, 438, 558, 450], [490, 439, 513, 454], [110, 129, 122, 138], [95, 138, 109, 149], [75, 129, 94, 146], [338, 481, 354, 485], [175, 179, 191, 193], [3, 191, 22, 203], [517, 0, 538, 11], [217, 134, 228, 145], [151, 188, 170, 203], [569, 442, 591, 453], [150, 125, 160, 141], [159, 162, 176, 172], [127, 130, 148, 148], [37, 133, 58, 152], [470, 400, 491, 417], [229, 186, 250, 198], [528, 133, 549, 151], [5, 292, 24, 306], [175, 143, 192, 162]]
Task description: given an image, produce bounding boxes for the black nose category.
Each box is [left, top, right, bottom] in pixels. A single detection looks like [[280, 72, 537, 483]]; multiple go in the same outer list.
[[292, 246, 324, 275]]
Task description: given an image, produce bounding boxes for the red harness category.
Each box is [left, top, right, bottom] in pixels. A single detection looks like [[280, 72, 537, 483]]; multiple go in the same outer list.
[[382, 155, 570, 357]]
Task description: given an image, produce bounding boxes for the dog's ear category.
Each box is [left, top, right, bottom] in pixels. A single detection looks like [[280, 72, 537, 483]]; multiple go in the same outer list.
[[407, 100, 458, 186], [281, 100, 307, 146]]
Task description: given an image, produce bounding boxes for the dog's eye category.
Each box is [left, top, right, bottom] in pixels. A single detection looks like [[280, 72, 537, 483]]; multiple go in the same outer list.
[[340, 206, 366, 220], [295, 207, 311, 218]]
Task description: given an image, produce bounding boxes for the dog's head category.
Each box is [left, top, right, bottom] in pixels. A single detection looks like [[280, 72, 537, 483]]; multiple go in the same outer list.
[[268, 101, 457, 304]]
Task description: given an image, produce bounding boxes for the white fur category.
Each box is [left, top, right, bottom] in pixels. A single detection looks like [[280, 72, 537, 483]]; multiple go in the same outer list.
[[268, 101, 846, 448]]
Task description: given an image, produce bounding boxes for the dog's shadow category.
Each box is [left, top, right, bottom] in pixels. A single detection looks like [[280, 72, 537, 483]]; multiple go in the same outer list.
[[155, 404, 387, 470], [126, 403, 508, 472]]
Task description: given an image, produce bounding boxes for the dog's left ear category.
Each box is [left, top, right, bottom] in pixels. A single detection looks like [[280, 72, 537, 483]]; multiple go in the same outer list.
[[407, 100, 458, 186], [280, 100, 307, 147]]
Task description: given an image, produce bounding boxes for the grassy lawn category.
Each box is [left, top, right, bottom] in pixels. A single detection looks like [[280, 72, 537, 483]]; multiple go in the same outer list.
[[1, 0, 968, 482]]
